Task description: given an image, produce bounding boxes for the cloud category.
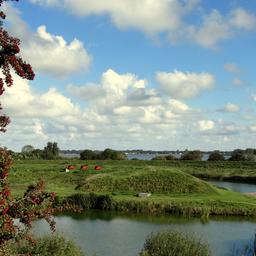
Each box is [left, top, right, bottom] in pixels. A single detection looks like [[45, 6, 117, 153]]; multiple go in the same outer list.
[[249, 125, 256, 133], [224, 63, 240, 73], [67, 69, 149, 108], [178, 8, 256, 48], [2, 74, 81, 119], [198, 120, 215, 131], [29, 0, 197, 35], [156, 70, 215, 99], [223, 103, 240, 113], [187, 10, 232, 48], [229, 8, 256, 30], [251, 93, 256, 101], [1, 69, 254, 151], [3, 4, 92, 78], [232, 79, 244, 87], [29, 1, 256, 48]]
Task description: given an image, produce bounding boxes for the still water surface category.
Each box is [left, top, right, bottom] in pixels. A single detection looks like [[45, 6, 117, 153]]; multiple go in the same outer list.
[[32, 181, 256, 256], [33, 211, 256, 256], [209, 180, 256, 193], [33, 184, 256, 256]]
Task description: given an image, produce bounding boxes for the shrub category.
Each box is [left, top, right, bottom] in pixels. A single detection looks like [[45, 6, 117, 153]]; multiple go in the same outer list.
[[80, 149, 98, 160], [151, 155, 167, 160], [166, 154, 178, 160], [229, 149, 256, 161], [229, 149, 245, 161], [208, 151, 225, 161], [63, 193, 114, 210], [139, 230, 210, 256], [8, 234, 84, 256], [180, 150, 202, 161], [100, 148, 127, 160]]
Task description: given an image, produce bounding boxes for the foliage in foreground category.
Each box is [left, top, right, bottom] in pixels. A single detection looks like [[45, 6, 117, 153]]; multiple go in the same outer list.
[[4, 234, 84, 256], [139, 230, 210, 256]]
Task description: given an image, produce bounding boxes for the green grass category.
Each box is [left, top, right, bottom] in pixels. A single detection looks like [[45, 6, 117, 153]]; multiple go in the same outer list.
[[8, 159, 256, 216], [77, 166, 216, 194]]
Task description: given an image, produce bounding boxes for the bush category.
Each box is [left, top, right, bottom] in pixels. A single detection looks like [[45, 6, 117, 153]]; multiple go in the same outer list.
[[139, 230, 210, 256], [228, 148, 256, 161], [151, 155, 167, 160], [63, 193, 114, 210], [100, 148, 127, 160], [166, 154, 177, 160], [8, 234, 84, 256], [80, 149, 98, 160], [152, 155, 177, 160], [180, 150, 202, 161], [208, 151, 225, 161]]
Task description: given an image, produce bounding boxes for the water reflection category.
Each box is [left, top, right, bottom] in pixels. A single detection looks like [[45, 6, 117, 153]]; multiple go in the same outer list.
[[33, 210, 256, 256]]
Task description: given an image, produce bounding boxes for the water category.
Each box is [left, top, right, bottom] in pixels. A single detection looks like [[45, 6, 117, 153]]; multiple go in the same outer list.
[[126, 153, 230, 161], [32, 211, 256, 256], [208, 180, 256, 193], [32, 181, 256, 255]]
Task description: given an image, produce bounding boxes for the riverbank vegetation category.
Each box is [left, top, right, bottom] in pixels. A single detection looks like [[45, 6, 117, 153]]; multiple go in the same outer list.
[[139, 230, 210, 256], [3, 234, 84, 256]]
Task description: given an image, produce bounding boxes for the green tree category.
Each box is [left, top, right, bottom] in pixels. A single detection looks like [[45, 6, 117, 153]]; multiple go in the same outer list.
[[21, 145, 34, 154], [229, 149, 245, 161], [229, 148, 256, 161], [180, 150, 202, 161], [100, 148, 127, 160], [208, 151, 225, 161], [42, 142, 59, 160], [80, 149, 97, 160]]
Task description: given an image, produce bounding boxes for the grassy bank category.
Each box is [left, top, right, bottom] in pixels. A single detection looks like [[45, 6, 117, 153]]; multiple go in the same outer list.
[[8, 159, 256, 216]]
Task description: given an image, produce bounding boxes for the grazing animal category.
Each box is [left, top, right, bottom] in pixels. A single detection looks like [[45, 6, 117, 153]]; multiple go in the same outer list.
[[80, 165, 89, 171], [67, 165, 76, 171], [94, 165, 102, 171]]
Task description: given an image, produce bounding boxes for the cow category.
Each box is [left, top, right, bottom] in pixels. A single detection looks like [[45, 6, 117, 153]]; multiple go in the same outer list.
[[94, 165, 102, 171], [80, 165, 89, 171]]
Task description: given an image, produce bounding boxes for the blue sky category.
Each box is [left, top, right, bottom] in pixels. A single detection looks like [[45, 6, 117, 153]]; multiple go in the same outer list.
[[0, 0, 256, 151]]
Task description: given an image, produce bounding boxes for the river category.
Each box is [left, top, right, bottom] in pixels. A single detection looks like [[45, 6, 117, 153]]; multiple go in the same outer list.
[[32, 181, 256, 256]]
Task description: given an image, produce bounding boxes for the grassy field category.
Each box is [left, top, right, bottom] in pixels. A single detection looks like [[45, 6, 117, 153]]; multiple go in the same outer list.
[[8, 159, 256, 216]]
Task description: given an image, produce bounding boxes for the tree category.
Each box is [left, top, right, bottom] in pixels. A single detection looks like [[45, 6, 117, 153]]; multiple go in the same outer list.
[[229, 149, 245, 161], [180, 150, 202, 161], [21, 145, 34, 154], [0, 1, 55, 248], [42, 142, 59, 159], [80, 149, 97, 160], [208, 151, 225, 161], [229, 148, 256, 161], [100, 148, 127, 160]]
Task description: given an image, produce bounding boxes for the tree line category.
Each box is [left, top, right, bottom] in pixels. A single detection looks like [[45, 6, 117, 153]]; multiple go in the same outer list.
[[10, 143, 127, 161], [152, 148, 256, 161], [9, 144, 256, 162]]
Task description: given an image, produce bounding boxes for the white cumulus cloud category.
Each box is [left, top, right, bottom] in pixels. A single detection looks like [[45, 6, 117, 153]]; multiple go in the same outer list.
[[29, 1, 256, 48], [156, 70, 215, 99], [3, 4, 92, 78]]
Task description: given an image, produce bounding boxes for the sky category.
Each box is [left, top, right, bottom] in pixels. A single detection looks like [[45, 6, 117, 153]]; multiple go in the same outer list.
[[0, 0, 256, 152]]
